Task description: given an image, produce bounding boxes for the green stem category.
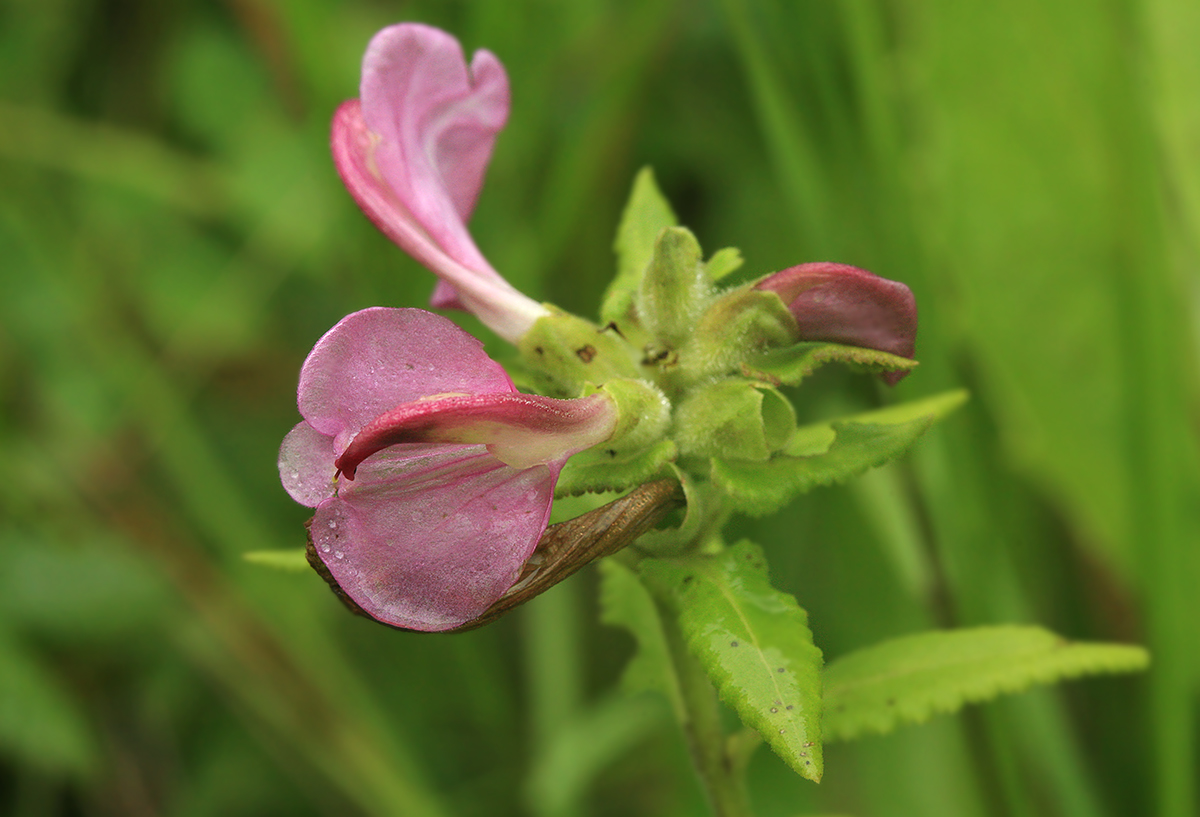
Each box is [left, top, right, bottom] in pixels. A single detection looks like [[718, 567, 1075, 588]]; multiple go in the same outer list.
[[655, 595, 754, 817]]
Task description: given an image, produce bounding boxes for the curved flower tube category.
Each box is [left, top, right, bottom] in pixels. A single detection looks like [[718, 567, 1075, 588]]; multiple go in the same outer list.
[[332, 23, 548, 343], [755, 262, 918, 384], [278, 308, 617, 631]]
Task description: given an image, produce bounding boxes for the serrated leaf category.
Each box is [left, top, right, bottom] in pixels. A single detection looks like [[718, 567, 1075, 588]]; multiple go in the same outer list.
[[603, 167, 678, 326], [555, 438, 677, 497], [598, 560, 685, 720], [742, 342, 918, 387], [642, 541, 824, 781], [712, 390, 968, 515], [823, 625, 1150, 742], [242, 548, 309, 571]]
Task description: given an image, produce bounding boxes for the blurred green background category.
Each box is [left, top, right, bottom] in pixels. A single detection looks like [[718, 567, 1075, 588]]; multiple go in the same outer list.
[[2, 0, 1198, 815]]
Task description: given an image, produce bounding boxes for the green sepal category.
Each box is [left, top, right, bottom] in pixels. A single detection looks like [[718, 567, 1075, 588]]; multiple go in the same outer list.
[[678, 288, 798, 384], [712, 390, 968, 515], [823, 626, 1150, 742], [603, 167, 678, 327], [641, 541, 824, 782], [673, 379, 796, 461], [742, 341, 919, 387], [517, 308, 640, 397], [556, 438, 677, 497], [705, 247, 744, 282], [597, 559, 686, 720], [637, 226, 710, 349]]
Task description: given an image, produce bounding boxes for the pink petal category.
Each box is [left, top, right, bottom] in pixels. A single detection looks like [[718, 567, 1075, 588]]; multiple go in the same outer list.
[[279, 421, 338, 507], [310, 444, 556, 631], [755, 262, 917, 381], [335, 392, 618, 479], [361, 24, 509, 258], [297, 307, 514, 451], [331, 102, 547, 342]]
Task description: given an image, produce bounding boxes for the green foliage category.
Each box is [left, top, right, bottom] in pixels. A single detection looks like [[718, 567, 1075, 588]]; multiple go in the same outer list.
[[0, 630, 96, 776], [641, 542, 825, 782], [824, 626, 1150, 742], [713, 390, 968, 515]]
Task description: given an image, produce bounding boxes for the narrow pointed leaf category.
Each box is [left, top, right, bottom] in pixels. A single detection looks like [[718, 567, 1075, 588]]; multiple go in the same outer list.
[[642, 541, 824, 781], [712, 390, 967, 515], [705, 247, 744, 282], [603, 167, 678, 325], [242, 549, 309, 571], [823, 625, 1150, 742]]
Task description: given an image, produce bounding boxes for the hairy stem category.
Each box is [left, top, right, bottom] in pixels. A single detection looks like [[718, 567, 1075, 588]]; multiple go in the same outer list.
[[656, 595, 755, 817]]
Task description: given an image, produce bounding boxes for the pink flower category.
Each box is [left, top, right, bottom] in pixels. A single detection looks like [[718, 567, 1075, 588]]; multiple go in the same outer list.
[[754, 262, 918, 384], [332, 23, 547, 343], [279, 308, 618, 631]]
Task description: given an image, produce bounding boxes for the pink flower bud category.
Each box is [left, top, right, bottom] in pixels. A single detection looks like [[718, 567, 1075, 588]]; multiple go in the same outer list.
[[755, 262, 918, 384]]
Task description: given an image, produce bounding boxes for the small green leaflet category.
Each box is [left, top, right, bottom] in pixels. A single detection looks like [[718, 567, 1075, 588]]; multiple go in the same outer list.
[[641, 541, 824, 781], [712, 389, 968, 515], [597, 560, 686, 721], [704, 246, 744, 282], [603, 167, 678, 326], [823, 625, 1150, 742], [742, 341, 919, 387]]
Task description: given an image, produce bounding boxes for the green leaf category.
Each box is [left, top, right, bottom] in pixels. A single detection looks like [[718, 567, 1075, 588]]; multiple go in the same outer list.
[[824, 626, 1149, 742], [603, 167, 678, 326], [0, 629, 97, 775], [242, 548, 309, 571], [598, 560, 685, 719], [641, 541, 824, 781], [742, 341, 919, 387], [713, 390, 968, 515]]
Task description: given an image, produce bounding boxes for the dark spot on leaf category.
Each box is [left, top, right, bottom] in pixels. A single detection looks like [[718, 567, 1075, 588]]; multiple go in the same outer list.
[[682, 575, 693, 584], [786, 705, 794, 711], [730, 641, 739, 647], [576, 345, 597, 363], [607, 449, 617, 458], [534, 346, 544, 355], [805, 760, 811, 766], [777, 667, 785, 673]]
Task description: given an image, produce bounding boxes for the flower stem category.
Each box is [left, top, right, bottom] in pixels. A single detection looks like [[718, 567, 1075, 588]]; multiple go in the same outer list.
[[656, 595, 755, 817]]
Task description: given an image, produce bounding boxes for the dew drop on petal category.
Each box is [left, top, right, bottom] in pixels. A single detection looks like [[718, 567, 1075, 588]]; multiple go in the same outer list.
[[335, 550, 345, 560]]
